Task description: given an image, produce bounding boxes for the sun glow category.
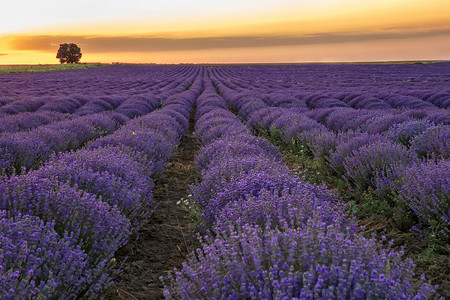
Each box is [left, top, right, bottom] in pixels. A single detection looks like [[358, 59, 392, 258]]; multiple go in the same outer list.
[[1, 0, 449, 64]]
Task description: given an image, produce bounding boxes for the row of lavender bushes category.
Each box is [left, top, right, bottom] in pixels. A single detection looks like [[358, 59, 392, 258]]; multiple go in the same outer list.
[[209, 67, 450, 241], [0, 111, 132, 175], [0, 65, 196, 116], [208, 63, 450, 111], [163, 75, 437, 298], [0, 65, 200, 175], [0, 68, 201, 298]]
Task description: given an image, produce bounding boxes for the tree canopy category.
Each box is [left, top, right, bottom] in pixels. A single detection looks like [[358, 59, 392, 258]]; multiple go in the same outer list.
[[56, 43, 82, 64]]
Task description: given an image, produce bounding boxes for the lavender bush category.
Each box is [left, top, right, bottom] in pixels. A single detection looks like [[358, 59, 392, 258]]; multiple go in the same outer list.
[[214, 186, 352, 234], [385, 120, 435, 147], [0, 211, 91, 299], [271, 114, 327, 143], [0, 112, 124, 175], [410, 125, 449, 159], [195, 134, 282, 171], [191, 157, 299, 226], [164, 219, 435, 299], [35, 147, 154, 224], [327, 132, 385, 176], [43, 145, 154, 194], [0, 173, 131, 261], [0, 111, 73, 134], [89, 130, 174, 176], [398, 159, 450, 235], [343, 140, 417, 192], [363, 114, 410, 134]]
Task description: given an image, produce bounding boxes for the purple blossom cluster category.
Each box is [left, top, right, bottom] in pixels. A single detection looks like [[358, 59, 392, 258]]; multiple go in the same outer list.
[[0, 211, 90, 299], [327, 132, 386, 176], [166, 220, 435, 299], [398, 160, 450, 234], [342, 140, 418, 192], [0, 111, 126, 174], [0, 111, 74, 134], [0, 173, 131, 295], [410, 125, 449, 159], [164, 69, 436, 298], [1, 65, 201, 298], [385, 119, 436, 147], [34, 146, 155, 224]]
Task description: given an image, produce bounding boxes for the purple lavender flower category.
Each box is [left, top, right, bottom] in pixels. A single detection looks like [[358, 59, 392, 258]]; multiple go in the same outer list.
[[0, 111, 73, 134], [410, 125, 449, 159], [198, 165, 303, 227], [342, 140, 418, 192], [196, 134, 282, 171], [164, 218, 435, 299], [363, 114, 411, 134], [328, 132, 385, 176], [384, 119, 435, 147], [190, 156, 291, 210], [0, 173, 131, 261], [0, 211, 91, 298], [35, 146, 154, 223], [398, 159, 450, 235], [214, 186, 353, 234]]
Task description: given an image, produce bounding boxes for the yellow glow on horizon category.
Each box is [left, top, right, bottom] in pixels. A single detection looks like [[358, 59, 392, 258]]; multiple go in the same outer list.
[[2, 34, 449, 65], [1, 0, 450, 64]]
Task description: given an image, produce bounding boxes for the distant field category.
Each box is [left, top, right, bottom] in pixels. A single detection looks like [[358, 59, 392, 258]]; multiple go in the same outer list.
[[1, 61, 447, 74], [0, 63, 106, 73]]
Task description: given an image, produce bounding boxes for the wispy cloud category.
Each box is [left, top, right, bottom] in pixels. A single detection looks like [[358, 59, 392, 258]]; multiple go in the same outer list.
[[7, 28, 450, 53], [0, 53, 7, 55]]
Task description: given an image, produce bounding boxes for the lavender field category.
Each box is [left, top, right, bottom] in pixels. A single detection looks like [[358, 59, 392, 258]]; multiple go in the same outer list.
[[0, 63, 449, 299]]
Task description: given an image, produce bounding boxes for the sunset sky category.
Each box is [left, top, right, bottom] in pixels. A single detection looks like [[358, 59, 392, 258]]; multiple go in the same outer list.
[[1, 0, 450, 64]]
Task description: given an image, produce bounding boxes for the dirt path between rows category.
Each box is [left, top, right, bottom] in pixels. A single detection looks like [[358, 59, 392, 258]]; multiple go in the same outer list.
[[103, 115, 198, 300]]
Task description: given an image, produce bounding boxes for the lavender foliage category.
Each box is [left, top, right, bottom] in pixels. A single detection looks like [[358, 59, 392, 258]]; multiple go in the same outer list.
[[0, 212, 90, 299], [164, 219, 435, 299], [410, 125, 449, 159], [342, 140, 418, 192], [0, 173, 131, 261], [384, 120, 436, 147], [398, 160, 450, 235]]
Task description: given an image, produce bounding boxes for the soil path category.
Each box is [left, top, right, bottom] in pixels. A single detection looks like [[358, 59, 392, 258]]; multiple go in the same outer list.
[[103, 115, 198, 300]]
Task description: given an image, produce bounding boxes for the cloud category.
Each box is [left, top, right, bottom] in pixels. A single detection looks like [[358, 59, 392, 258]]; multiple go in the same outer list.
[[8, 28, 450, 53], [0, 53, 7, 56]]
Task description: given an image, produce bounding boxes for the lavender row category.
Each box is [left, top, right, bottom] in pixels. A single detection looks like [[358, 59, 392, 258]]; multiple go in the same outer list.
[[163, 74, 436, 298], [210, 66, 449, 237], [209, 63, 450, 109], [0, 105, 145, 175], [0, 67, 200, 175], [0, 65, 195, 134], [0, 68, 201, 298], [210, 66, 448, 160], [222, 95, 449, 161], [210, 69, 449, 128], [0, 65, 195, 113]]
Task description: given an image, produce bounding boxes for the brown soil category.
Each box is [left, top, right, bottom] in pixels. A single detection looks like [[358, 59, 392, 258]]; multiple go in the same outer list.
[[102, 116, 198, 300]]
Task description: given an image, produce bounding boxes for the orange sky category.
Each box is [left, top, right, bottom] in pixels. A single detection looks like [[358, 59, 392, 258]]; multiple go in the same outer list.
[[1, 0, 450, 64]]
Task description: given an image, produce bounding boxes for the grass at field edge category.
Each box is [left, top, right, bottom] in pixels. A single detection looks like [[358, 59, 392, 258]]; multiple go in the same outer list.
[[0, 63, 107, 74]]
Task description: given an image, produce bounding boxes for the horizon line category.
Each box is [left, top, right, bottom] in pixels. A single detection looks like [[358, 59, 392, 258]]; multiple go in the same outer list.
[[2, 59, 450, 66]]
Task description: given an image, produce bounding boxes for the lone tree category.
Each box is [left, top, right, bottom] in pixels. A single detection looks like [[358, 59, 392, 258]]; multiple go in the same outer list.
[[56, 43, 82, 64]]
